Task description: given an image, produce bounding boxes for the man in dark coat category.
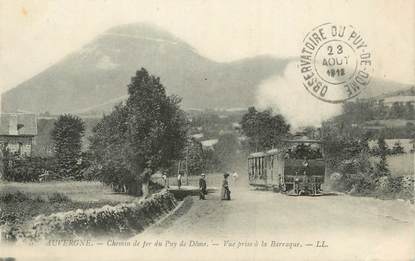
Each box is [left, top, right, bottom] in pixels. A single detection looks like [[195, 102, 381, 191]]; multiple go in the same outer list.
[[221, 173, 231, 200], [199, 173, 207, 200]]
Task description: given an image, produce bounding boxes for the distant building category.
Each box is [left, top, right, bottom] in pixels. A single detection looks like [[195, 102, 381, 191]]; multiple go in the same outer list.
[[201, 139, 218, 150], [0, 113, 37, 156], [191, 133, 204, 140], [219, 129, 234, 135], [232, 122, 241, 130], [381, 96, 415, 107]]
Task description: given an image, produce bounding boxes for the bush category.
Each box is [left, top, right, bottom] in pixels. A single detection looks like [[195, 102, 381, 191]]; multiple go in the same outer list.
[[1, 191, 177, 242], [0, 191, 30, 203], [0, 191, 36, 226], [51, 114, 85, 178], [378, 176, 414, 200], [2, 152, 93, 182], [332, 172, 376, 194], [2, 154, 58, 182], [331, 170, 414, 201]]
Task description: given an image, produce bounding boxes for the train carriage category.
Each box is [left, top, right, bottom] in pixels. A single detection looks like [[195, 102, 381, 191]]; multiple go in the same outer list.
[[248, 140, 325, 196]]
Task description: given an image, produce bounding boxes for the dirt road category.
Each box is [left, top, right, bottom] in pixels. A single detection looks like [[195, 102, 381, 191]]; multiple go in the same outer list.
[[3, 178, 414, 261], [134, 178, 415, 261]]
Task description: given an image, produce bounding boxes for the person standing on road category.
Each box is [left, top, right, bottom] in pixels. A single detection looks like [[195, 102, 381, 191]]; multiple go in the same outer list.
[[302, 157, 310, 183], [162, 172, 168, 189], [232, 171, 239, 184], [221, 173, 231, 200], [142, 168, 151, 198], [199, 173, 207, 200], [177, 173, 182, 190]]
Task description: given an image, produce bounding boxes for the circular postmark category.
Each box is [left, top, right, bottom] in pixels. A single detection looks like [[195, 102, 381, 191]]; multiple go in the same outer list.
[[299, 23, 373, 103]]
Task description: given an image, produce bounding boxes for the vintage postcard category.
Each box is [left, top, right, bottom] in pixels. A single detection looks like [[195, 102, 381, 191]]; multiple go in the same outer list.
[[0, 0, 414, 260]]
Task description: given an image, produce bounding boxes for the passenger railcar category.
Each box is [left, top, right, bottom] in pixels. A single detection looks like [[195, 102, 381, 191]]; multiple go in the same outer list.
[[248, 140, 325, 196]]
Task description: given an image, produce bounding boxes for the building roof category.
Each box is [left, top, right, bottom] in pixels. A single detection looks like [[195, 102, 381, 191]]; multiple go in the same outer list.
[[201, 139, 218, 147], [0, 113, 37, 136], [249, 152, 267, 158], [281, 139, 322, 144], [191, 133, 204, 139], [266, 148, 280, 155], [232, 122, 241, 128]]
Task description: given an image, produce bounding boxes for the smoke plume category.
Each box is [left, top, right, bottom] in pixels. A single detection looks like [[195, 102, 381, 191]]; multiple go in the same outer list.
[[256, 61, 343, 131]]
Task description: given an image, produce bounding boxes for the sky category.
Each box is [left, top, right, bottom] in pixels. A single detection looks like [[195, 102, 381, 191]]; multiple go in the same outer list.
[[0, 0, 414, 128], [1, 0, 414, 94]]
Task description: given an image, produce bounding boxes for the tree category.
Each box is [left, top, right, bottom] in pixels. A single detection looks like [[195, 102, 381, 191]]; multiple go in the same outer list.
[[90, 68, 188, 196], [214, 133, 240, 171], [51, 114, 85, 177], [321, 121, 382, 193], [343, 101, 375, 123], [375, 136, 390, 177], [376, 101, 388, 120], [322, 121, 370, 173], [186, 138, 205, 176], [240, 107, 290, 151], [391, 141, 405, 154], [389, 102, 405, 119], [404, 102, 415, 120], [89, 105, 133, 192]]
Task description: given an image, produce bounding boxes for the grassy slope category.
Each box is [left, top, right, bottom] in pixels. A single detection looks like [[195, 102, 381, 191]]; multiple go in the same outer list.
[[0, 181, 138, 225], [0, 181, 136, 202]]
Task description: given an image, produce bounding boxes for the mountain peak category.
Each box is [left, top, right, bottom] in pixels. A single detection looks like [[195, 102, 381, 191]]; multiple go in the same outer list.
[[103, 23, 184, 44], [1, 24, 288, 114]]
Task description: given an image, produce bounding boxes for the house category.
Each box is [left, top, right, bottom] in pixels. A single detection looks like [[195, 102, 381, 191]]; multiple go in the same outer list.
[[232, 122, 241, 130], [381, 96, 415, 107], [0, 113, 37, 156], [201, 139, 218, 150], [191, 133, 204, 140]]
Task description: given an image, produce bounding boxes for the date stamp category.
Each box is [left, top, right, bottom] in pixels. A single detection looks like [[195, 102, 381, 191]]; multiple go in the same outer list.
[[299, 23, 373, 103]]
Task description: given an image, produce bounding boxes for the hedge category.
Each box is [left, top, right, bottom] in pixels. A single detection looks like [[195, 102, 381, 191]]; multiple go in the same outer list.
[[1, 191, 177, 242], [2, 152, 93, 182], [2, 156, 57, 182]]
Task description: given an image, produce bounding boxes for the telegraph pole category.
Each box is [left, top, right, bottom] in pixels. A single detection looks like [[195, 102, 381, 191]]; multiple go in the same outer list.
[[185, 140, 189, 185]]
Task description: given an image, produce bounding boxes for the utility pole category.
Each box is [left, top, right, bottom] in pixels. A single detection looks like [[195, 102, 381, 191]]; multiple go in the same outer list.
[[185, 141, 189, 186]]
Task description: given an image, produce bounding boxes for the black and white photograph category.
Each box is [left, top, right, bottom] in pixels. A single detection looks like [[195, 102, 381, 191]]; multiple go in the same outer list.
[[0, 1, 414, 260]]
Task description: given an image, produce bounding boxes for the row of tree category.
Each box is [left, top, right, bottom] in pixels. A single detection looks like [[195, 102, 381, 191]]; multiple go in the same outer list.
[[11, 66, 405, 198], [3, 69, 187, 196], [49, 96, 292, 192], [5, 67, 293, 196], [343, 100, 415, 123], [371, 139, 406, 156]]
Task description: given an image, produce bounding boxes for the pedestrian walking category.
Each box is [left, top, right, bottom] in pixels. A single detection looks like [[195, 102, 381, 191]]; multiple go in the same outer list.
[[177, 173, 182, 190], [199, 173, 207, 200], [221, 173, 231, 200], [232, 171, 239, 184]]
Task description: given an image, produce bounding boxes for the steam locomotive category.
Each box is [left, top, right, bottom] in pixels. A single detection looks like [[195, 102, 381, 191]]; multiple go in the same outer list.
[[248, 139, 325, 196]]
